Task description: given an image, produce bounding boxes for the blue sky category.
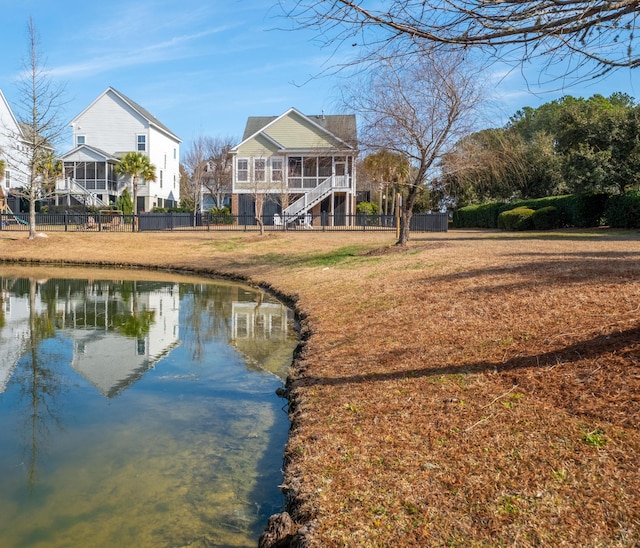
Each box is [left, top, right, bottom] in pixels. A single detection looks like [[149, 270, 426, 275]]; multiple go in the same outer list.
[[1, 0, 639, 154]]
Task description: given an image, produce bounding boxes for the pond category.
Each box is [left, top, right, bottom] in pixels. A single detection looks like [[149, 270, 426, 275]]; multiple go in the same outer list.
[[0, 265, 298, 547]]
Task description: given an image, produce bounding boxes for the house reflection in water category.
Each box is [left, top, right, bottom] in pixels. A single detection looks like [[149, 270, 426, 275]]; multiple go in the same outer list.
[[0, 286, 30, 395], [230, 301, 295, 377], [56, 282, 181, 398], [0, 274, 297, 396]]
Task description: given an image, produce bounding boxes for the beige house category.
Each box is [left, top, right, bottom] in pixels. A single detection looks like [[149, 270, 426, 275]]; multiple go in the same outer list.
[[230, 108, 357, 226]]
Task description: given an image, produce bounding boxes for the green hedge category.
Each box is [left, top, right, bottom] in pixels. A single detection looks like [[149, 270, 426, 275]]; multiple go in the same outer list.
[[451, 202, 505, 228], [531, 206, 561, 230], [453, 192, 608, 229], [605, 191, 640, 228], [497, 207, 535, 230]]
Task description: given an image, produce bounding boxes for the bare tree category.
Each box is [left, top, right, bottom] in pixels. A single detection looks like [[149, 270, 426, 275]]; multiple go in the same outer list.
[[202, 136, 235, 210], [342, 50, 483, 245], [280, 0, 640, 79], [438, 128, 527, 205], [11, 18, 67, 239], [246, 154, 272, 236], [182, 135, 235, 226], [182, 136, 210, 222], [362, 150, 409, 215]]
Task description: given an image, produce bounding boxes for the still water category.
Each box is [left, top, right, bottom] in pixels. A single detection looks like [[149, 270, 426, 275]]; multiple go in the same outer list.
[[0, 265, 297, 547]]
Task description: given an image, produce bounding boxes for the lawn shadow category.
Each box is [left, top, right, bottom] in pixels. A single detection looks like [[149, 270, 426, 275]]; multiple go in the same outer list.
[[418, 250, 640, 293], [297, 324, 640, 388]]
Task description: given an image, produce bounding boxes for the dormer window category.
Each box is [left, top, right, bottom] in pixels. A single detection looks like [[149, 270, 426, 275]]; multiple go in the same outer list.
[[137, 134, 147, 152]]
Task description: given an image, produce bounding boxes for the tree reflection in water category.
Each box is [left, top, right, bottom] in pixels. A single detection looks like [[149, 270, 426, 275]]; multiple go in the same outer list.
[[0, 268, 297, 546]]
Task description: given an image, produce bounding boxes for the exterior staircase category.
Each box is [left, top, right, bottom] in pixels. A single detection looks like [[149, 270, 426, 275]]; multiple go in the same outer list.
[[56, 178, 109, 208], [282, 175, 349, 218]]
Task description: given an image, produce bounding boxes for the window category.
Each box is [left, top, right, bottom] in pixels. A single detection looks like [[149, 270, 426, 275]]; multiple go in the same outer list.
[[76, 135, 86, 146], [173, 148, 177, 160], [271, 157, 283, 182], [173, 174, 176, 189], [160, 171, 163, 188], [164, 154, 167, 169], [137, 134, 146, 152], [237, 158, 249, 182], [4, 170, 10, 188], [254, 158, 266, 182]]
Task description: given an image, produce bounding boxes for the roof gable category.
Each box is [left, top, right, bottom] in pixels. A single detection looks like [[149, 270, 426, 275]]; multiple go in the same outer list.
[[61, 144, 116, 162], [234, 108, 357, 152], [70, 87, 181, 143]]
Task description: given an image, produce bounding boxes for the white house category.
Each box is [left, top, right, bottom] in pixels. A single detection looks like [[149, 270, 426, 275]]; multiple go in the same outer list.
[[0, 89, 30, 214], [230, 108, 357, 226], [59, 87, 181, 212]]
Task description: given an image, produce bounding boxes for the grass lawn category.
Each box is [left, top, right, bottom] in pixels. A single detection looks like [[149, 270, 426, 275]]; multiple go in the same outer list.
[[1, 228, 639, 546]]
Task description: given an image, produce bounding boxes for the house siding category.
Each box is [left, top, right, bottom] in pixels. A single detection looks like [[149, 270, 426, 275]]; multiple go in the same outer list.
[[72, 91, 148, 154], [235, 133, 280, 157], [262, 112, 341, 149], [0, 90, 29, 189], [146, 127, 180, 206], [68, 88, 181, 210]]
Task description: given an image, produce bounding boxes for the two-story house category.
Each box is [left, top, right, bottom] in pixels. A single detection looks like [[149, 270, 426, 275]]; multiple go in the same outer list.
[[230, 108, 357, 226], [0, 89, 30, 214], [59, 87, 181, 212]]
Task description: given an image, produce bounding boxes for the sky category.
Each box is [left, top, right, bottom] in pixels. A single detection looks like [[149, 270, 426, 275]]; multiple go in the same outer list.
[[1, 0, 639, 156]]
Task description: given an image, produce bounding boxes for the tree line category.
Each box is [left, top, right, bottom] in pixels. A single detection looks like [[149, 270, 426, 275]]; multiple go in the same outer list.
[[436, 93, 640, 209]]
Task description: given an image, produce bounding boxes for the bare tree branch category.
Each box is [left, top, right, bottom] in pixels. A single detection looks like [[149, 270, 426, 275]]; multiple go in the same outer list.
[[341, 50, 484, 244], [10, 18, 68, 239], [279, 0, 640, 79]]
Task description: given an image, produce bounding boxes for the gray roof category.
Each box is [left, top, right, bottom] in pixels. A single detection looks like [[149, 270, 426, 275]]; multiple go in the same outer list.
[[60, 143, 115, 160], [243, 112, 357, 148]]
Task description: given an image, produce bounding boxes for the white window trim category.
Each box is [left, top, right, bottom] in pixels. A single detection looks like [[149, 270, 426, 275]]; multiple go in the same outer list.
[[4, 169, 10, 188], [236, 158, 249, 182], [137, 134, 147, 152], [76, 135, 86, 146], [254, 158, 266, 182], [270, 156, 284, 183]]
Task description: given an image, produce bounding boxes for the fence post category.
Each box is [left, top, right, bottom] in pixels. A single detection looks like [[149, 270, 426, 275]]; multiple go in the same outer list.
[[64, 211, 68, 232], [98, 211, 102, 232]]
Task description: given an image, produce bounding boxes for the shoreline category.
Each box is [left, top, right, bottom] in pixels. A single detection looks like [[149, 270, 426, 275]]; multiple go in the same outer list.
[[1, 229, 639, 546]]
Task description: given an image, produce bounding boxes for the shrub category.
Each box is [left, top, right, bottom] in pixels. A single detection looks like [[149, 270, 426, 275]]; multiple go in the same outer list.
[[356, 201, 379, 215], [453, 202, 504, 228], [454, 193, 608, 229], [567, 192, 609, 227], [605, 191, 640, 228], [497, 207, 535, 230], [209, 206, 234, 224], [531, 206, 561, 230]]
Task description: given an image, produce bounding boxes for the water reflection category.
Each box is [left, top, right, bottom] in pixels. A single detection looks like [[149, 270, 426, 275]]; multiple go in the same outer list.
[[0, 266, 297, 547]]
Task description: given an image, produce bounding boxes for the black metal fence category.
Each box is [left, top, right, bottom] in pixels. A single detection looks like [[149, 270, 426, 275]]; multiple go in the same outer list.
[[0, 211, 448, 233]]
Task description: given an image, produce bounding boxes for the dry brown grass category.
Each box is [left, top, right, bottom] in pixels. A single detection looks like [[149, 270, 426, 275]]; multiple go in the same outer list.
[[1, 228, 639, 547]]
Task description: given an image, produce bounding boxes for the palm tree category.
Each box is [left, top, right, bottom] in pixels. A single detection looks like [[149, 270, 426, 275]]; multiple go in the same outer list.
[[115, 152, 157, 216]]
